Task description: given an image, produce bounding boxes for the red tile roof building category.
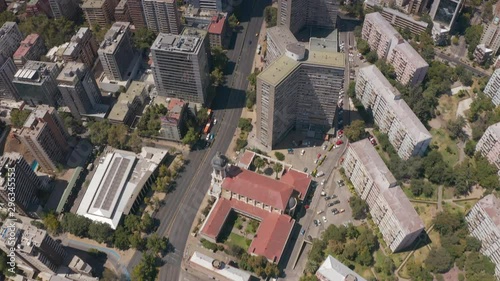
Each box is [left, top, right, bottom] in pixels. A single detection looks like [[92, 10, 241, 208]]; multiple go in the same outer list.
[[159, 98, 188, 141], [13, 34, 45, 69], [208, 14, 228, 48]]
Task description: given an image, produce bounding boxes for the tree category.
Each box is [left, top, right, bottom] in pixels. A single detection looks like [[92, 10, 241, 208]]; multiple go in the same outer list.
[[465, 251, 496, 281], [344, 120, 366, 142], [88, 120, 112, 146], [365, 51, 378, 63], [228, 14, 239, 30], [425, 247, 453, 273], [125, 214, 141, 232], [456, 66, 473, 86], [147, 233, 168, 255], [61, 213, 91, 237], [141, 213, 155, 233], [246, 89, 256, 109], [238, 118, 253, 132], [211, 46, 228, 69], [446, 116, 467, 141], [196, 107, 209, 126], [264, 6, 277, 27], [210, 68, 225, 86], [129, 232, 146, 250], [88, 222, 113, 244], [127, 131, 142, 153], [410, 179, 434, 197], [433, 211, 465, 236], [0, 11, 17, 27], [274, 151, 285, 161], [19, 16, 76, 48], [474, 155, 500, 189], [247, 70, 261, 90], [357, 39, 370, 55], [132, 253, 158, 281], [113, 226, 131, 250], [465, 25, 484, 55], [42, 212, 60, 234], [107, 124, 128, 148], [0, 250, 15, 276], [407, 261, 433, 281], [465, 140, 476, 157], [10, 109, 31, 128], [253, 157, 265, 172], [273, 163, 283, 178], [235, 138, 248, 151], [133, 27, 157, 52], [182, 127, 199, 145], [349, 196, 368, 219]]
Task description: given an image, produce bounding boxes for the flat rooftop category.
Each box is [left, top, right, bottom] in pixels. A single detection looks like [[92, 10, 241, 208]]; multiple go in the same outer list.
[[13, 33, 41, 58], [108, 81, 146, 122], [476, 194, 500, 228], [365, 12, 400, 38], [13, 60, 58, 84], [82, 0, 106, 8], [99, 22, 130, 54], [63, 28, 91, 57], [57, 62, 86, 83], [208, 15, 226, 34], [393, 42, 428, 68], [151, 29, 205, 54], [190, 251, 251, 281], [486, 122, 500, 137], [267, 25, 299, 50]]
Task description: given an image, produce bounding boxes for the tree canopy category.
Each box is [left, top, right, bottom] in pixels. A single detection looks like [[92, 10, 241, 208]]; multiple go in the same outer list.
[[19, 16, 76, 48], [10, 109, 31, 128], [133, 27, 157, 52], [264, 6, 277, 27], [344, 120, 366, 142]]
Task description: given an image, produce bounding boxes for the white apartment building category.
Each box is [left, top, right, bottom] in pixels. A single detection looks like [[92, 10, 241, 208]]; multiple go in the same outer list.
[[143, 0, 181, 34], [476, 122, 500, 172], [480, 16, 500, 55], [466, 194, 500, 278], [356, 65, 432, 159], [98, 22, 135, 81], [388, 42, 429, 86], [343, 139, 425, 252], [0, 22, 23, 59], [484, 69, 500, 106], [362, 13, 403, 60], [265, 25, 300, 66]]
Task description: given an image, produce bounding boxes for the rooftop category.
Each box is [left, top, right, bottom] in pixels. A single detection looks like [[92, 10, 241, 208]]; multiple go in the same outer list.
[[365, 1, 429, 28], [208, 14, 226, 35], [392, 42, 428, 68], [13, 33, 41, 59], [116, 0, 127, 9], [13, 61, 58, 85], [486, 122, 500, 137], [365, 12, 400, 36], [0, 22, 17, 36], [476, 194, 500, 228], [57, 62, 87, 83], [381, 184, 425, 233], [161, 98, 186, 125], [189, 251, 251, 281], [99, 22, 130, 54], [108, 81, 146, 122], [63, 27, 91, 57], [18, 224, 47, 254], [151, 29, 206, 54], [309, 36, 338, 53], [82, 0, 106, 8], [316, 255, 367, 281], [267, 25, 299, 49]]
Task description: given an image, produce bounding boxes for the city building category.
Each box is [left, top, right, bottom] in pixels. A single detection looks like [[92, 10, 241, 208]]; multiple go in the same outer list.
[[151, 28, 211, 104], [18, 105, 70, 172], [480, 16, 500, 55], [76, 147, 167, 229], [57, 62, 103, 119], [114, 0, 131, 22], [362, 12, 403, 60], [63, 28, 99, 68], [207, 14, 228, 48], [474, 43, 493, 64], [316, 255, 367, 281], [465, 194, 500, 278], [343, 139, 425, 252], [0, 54, 19, 101], [127, 0, 146, 27], [364, 1, 429, 36], [26, 0, 52, 17], [265, 25, 299, 66], [0, 22, 23, 59], [45, 42, 70, 63], [277, 0, 338, 34], [475, 122, 500, 171], [183, 5, 222, 26], [356, 65, 431, 159], [13, 34, 46, 69], [430, 0, 463, 44], [192, 0, 222, 11], [48, 0, 79, 19], [387, 42, 428, 86], [13, 61, 62, 107], [484, 69, 500, 106], [200, 151, 312, 263], [256, 37, 344, 149], [0, 223, 66, 274], [0, 0, 6, 12], [189, 252, 251, 281], [108, 81, 148, 125], [98, 22, 135, 81], [82, 0, 115, 29], [158, 98, 188, 141], [143, 0, 181, 34], [0, 152, 43, 218]]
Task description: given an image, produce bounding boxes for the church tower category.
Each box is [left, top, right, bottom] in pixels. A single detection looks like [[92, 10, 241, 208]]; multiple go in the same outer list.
[[210, 152, 227, 197]]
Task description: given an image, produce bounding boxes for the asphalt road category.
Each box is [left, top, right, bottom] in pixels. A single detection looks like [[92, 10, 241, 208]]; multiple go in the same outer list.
[[126, 1, 268, 280], [435, 52, 489, 77]]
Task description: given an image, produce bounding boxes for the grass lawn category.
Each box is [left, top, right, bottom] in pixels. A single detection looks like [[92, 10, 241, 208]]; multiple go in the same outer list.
[[454, 199, 478, 210], [226, 232, 251, 250], [430, 128, 460, 167], [413, 202, 438, 228], [443, 187, 455, 200], [246, 219, 259, 234], [437, 95, 460, 122]]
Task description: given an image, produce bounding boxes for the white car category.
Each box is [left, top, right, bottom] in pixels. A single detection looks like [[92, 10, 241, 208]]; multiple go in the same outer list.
[[322, 216, 327, 223], [321, 179, 326, 185], [213, 119, 217, 125], [301, 149, 305, 155], [206, 135, 210, 141]]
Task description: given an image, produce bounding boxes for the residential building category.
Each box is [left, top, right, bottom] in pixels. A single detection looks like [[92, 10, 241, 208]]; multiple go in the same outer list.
[[364, 1, 429, 36], [108, 81, 148, 125], [356, 65, 431, 159], [430, 0, 463, 44], [48, 0, 79, 19], [63, 28, 99, 68], [189, 252, 251, 281], [277, 0, 338, 34], [200, 151, 312, 263], [192, 0, 222, 11], [480, 16, 500, 55], [114, 0, 131, 22], [143, 0, 181, 34], [57, 62, 102, 119], [13, 34, 46, 69], [0, 152, 43, 218], [387, 42, 428, 86], [343, 139, 425, 252], [0, 55, 19, 101], [98, 22, 135, 81], [256, 37, 344, 149], [26, 0, 52, 17], [127, 0, 146, 27], [159, 98, 188, 141], [207, 14, 228, 48], [77, 147, 167, 229], [484, 69, 500, 106], [474, 43, 493, 64], [265, 25, 299, 66], [13, 61, 62, 107], [0, 22, 23, 59], [362, 12, 403, 60], [18, 105, 70, 172], [466, 194, 500, 278], [476, 122, 500, 171], [151, 29, 210, 104], [316, 255, 367, 281], [82, 0, 115, 29]]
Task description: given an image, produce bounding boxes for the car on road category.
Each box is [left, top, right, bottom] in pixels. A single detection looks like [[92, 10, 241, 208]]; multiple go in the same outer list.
[[325, 196, 331, 200], [317, 171, 325, 177], [317, 153, 322, 159], [336, 140, 344, 145], [327, 202, 335, 207], [317, 210, 323, 215], [313, 219, 321, 226], [339, 209, 345, 213], [322, 144, 327, 150], [321, 191, 326, 196], [337, 180, 344, 184], [321, 179, 326, 185], [210, 133, 215, 140], [301, 149, 305, 155], [214, 119, 217, 125], [332, 200, 340, 204], [256, 33, 259, 37], [301, 229, 306, 235], [332, 208, 339, 214], [322, 216, 327, 223], [205, 134, 210, 141], [332, 195, 338, 199]]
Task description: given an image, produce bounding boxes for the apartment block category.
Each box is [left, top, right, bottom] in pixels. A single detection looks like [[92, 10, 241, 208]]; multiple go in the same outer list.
[[343, 139, 425, 252], [13, 34, 46, 69], [362, 13, 403, 60], [388, 42, 428, 86], [481, 16, 500, 55], [465, 194, 500, 278], [474, 43, 493, 64], [265, 25, 299, 66], [364, 1, 429, 36], [98, 22, 135, 81], [48, 0, 79, 19], [63, 28, 99, 68], [277, 0, 338, 34], [0, 55, 19, 101], [356, 65, 431, 159], [26, 0, 52, 17], [256, 38, 344, 149], [484, 69, 500, 106], [151, 28, 210, 104], [0, 22, 23, 59], [127, 0, 146, 27], [208, 14, 227, 48], [108, 81, 148, 125], [82, 0, 115, 29], [0, 152, 43, 218], [115, 0, 131, 22], [57, 62, 102, 119], [476, 122, 500, 171], [13, 61, 62, 107], [159, 98, 188, 141], [143, 0, 181, 34], [194, 0, 222, 11], [18, 105, 70, 172]]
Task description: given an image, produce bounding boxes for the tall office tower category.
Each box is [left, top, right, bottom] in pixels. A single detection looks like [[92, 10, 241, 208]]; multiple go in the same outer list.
[[0, 22, 23, 58], [484, 69, 500, 106], [115, 0, 132, 22], [13, 34, 46, 69], [48, 0, 79, 19], [0, 55, 19, 101], [430, 0, 463, 43], [0, 152, 43, 218], [387, 42, 428, 86], [19, 105, 70, 172], [362, 13, 403, 60], [63, 27, 99, 68], [143, 0, 181, 34], [13, 61, 61, 107], [57, 62, 102, 119], [256, 37, 344, 149], [265, 25, 299, 66], [82, 0, 115, 29], [356, 65, 431, 159], [343, 139, 424, 252], [277, 0, 338, 34], [151, 28, 210, 104], [466, 194, 500, 278], [476, 122, 500, 171], [127, 0, 146, 27], [481, 17, 500, 59], [98, 22, 135, 81]]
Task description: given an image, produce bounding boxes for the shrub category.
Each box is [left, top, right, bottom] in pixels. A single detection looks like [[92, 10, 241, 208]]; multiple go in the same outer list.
[[274, 151, 285, 161]]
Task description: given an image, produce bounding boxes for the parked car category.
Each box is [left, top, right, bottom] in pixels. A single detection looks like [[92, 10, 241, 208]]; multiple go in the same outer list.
[[336, 140, 344, 145], [322, 216, 328, 223], [325, 196, 331, 200], [337, 180, 344, 184], [321, 179, 326, 185], [339, 209, 345, 213], [213, 119, 217, 125], [317, 171, 325, 177], [327, 202, 335, 207], [205, 134, 210, 141], [313, 220, 319, 226], [332, 200, 340, 204], [320, 191, 327, 196], [303, 167, 308, 172], [332, 208, 339, 214], [332, 195, 338, 199], [301, 229, 306, 235], [317, 210, 324, 215]]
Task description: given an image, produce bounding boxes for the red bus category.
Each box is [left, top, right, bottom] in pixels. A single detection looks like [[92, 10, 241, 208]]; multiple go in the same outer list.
[[203, 123, 212, 134]]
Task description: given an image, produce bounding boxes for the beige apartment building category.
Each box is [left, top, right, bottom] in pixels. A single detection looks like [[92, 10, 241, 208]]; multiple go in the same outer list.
[[143, 0, 180, 34], [127, 0, 146, 27], [356, 65, 431, 159], [277, 0, 338, 34], [362, 13, 402, 60], [484, 69, 500, 106], [388, 42, 428, 86], [82, 0, 115, 29], [343, 139, 425, 252], [63, 27, 99, 68], [476, 122, 500, 171], [98, 22, 135, 81], [114, 0, 131, 22], [265, 25, 300, 66], [480, 16, 500, 55]]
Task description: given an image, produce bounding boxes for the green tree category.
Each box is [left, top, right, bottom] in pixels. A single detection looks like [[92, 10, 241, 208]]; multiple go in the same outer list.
[[474, 155, 500, 189], [365, 50, 378, 63], [88, 222, 113, 244], [182, 127, 199, 145], [10, 109, 31, 128], [210, 68, 225, 86], [108, 124, 129, 148], [127, 131, 142, 153], [113, 226, 131, 250], [426, 247, 453, 273], [88, 120, 112, 146], [146, 233, 168, 255], [344, 120, 366, 142], [247, 70, 261, 90], [465, 25, 484, 55], [253, 157, 265, 172], [125, 214, 141, 232], [133, 27, 157, 52], [274, 151, 285, 161], [407, 261, 433, 281], [273, 163, 283, 178], [132, 253, 158, 281], [465, 251, 496, 281], [19, 16, 76, 48], [42, 212, 60, 234], [238, 118, 253, 132], [141, 213, 155, 233], [0, 11, 17, 27], [61, 213, 91, 237], [246, 90, 256, 109], [264, 6, 277, 27], [196, 107, 209, 125], [465, 140, 476, 157], [433, 211, 465, 236], [129, 232, 146, 250], [228, 14, 239, 29], [235, 138, 248, 151], [0, 250, 15, 276], [357, 39, 370, 55], [446, 116, 467, 141], [211, 46, 228, 69], [349, 196, 368, 219]]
